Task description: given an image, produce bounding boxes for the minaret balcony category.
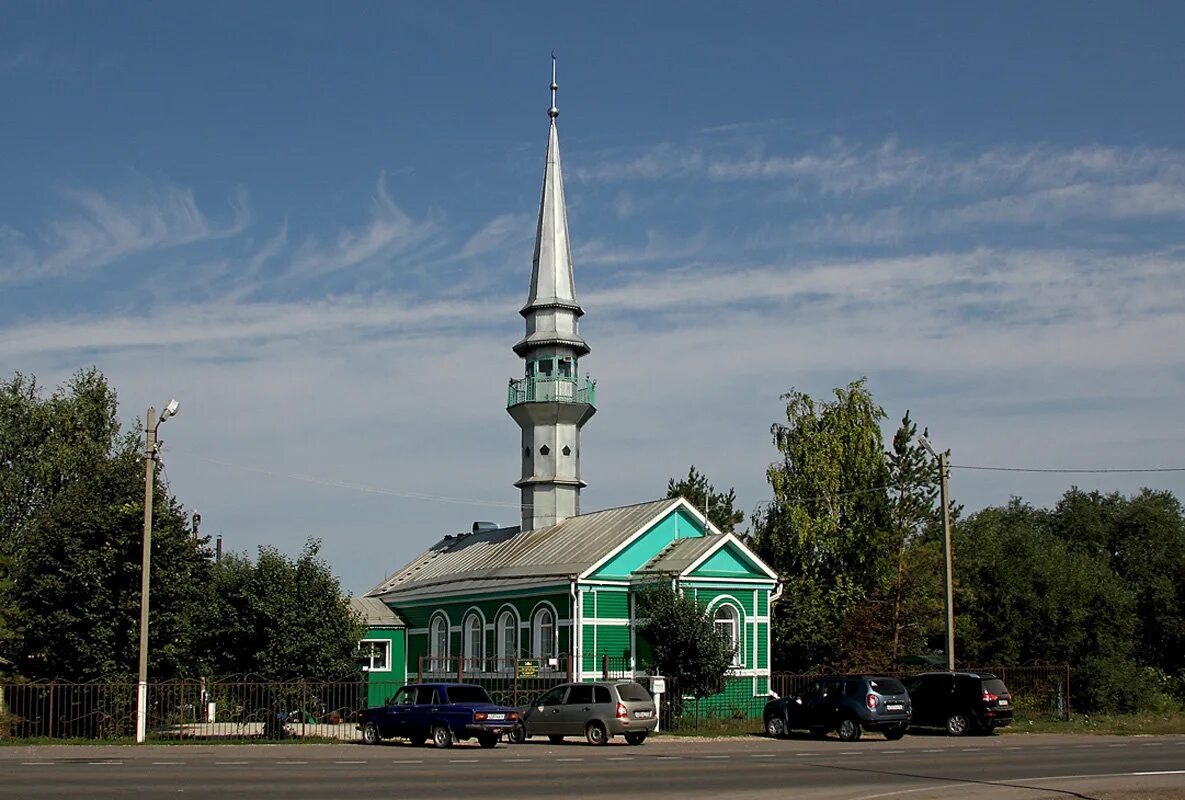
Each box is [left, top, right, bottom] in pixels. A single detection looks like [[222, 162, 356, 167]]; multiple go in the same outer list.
[[507, 375, 597, 408]]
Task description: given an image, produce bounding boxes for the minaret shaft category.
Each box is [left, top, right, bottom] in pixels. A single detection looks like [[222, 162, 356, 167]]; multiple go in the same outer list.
[[507, 59, 596, 532]]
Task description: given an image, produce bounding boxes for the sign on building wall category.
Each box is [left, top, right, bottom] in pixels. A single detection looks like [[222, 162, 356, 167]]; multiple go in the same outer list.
[[517, 659, 541, 678]]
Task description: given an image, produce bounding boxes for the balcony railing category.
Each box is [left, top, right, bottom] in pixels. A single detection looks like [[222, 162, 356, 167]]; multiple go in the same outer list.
[[507, 376, 596, 408]]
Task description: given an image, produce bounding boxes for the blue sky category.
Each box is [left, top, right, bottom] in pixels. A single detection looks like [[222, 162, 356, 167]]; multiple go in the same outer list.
[[3, 2, 1184, 594]]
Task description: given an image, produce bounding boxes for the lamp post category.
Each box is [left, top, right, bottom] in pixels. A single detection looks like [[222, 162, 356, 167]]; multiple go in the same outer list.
[[136, 399, 179, 744], [918, 434, 955, 672]]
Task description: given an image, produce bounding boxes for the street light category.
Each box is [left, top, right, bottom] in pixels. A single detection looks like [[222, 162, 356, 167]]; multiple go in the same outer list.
[[136, 400, 179, 744], [918, 433, 955, 672]]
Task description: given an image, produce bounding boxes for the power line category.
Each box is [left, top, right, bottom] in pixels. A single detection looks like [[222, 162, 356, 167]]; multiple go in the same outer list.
[[185, 453, 527, 511], [952, 464, 1185, 474]]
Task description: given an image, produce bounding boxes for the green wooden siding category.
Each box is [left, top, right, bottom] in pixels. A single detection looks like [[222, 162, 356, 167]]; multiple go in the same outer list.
[[362, 628, 406, 708], [589, 507, 703, 579], [589, 589, 629, 619]]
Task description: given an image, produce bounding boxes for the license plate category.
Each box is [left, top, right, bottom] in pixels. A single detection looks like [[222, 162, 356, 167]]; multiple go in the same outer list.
[[998, 700, 1009, 707], [487, 713, 506, 720], [634, 710, 652, 719], [886, 704, 903, 711]]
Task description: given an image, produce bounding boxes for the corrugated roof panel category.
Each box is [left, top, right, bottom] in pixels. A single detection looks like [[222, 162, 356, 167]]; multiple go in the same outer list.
[[638, 535, 723, 575], [369, 499, 677, 598]]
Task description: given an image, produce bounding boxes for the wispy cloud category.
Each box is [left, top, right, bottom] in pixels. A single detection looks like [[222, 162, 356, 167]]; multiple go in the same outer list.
[[0, 181, 249, 284]]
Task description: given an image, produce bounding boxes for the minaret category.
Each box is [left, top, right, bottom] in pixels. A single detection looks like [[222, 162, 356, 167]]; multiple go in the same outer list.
[[507, 56, 596, 532]]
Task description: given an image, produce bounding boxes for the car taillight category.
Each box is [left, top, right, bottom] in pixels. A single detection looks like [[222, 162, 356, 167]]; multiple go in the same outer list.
[[983, 691, 999, 703], [474, 712, 488, 720], [866, 694, 877, 710], [615, 703, 628, 720], [508, 712, 519, 721]]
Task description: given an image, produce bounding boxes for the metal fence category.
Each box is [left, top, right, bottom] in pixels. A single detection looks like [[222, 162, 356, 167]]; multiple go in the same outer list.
[[660, 665, 1072, 733], [0, 664, 1070, 741]]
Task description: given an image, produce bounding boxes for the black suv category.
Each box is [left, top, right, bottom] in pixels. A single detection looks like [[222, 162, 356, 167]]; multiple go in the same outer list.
[[903, 672, 1013, 735], [763, 675, 911, 741]]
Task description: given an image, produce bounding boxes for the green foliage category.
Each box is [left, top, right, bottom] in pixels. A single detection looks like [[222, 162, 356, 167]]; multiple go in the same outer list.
[[749, 379, 891, 669], [0, 369, 211, 680], [203, 539, 365, 679], [636, 584, 734, 701], [665, 466, 745, 535]]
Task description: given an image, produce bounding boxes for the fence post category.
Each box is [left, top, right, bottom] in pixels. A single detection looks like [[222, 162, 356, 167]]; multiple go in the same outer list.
[[457, 656, 464, 684], [1065, 665, 1072, 720], [417, 656, 423, 683], [47, 683, 55, 740], [302, 680, 308, 737], [566, 653, 573, 682], [179, 682, 185, 741], [601, 655, 609, 681]]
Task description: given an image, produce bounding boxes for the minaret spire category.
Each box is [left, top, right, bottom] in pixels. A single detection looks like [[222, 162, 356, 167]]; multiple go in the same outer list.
[[506, 57, 597, 532]]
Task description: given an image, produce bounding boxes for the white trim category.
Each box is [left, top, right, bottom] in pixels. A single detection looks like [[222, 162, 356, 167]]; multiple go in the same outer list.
[[359, 638, 392, 673], [579, 579, 631, 587], [678, 577, 777, 586], [494, 604, 521, 668], [428, 612, 451, 668], [586, 618, 632, 626], [579, 498, 699, 579], [461, 609, 486, 672], [574, 581, 583, 682], [529, 601, 560, 662], [681, 532, 779, 581]]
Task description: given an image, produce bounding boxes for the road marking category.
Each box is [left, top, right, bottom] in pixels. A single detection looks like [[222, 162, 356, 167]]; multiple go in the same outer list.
[[556, 758, 584, 762], [839, 751, 860, 755], [1134, 770, 1185, 776], [276, 761, 307, 765], [703, 755, 730, 760], [447, 759, 478, 764], [1142, 742, 1165, 746], [87, 761, 123, 765], [391, 759, 423, 764], [749, 754, 776, 759], [607, 756, 634, 761], [335, 760, 367, 764], [152, 761, 185, 765], [656, 756, 682, 760], [1108, 743, 1128, 747], [1004, 746, 1022, 750], [215, 761, 248, 765], [502, 758, 533, 763], [922, 748, 942, 753], [22, 762, 54, 766], [961, 748, 982, 752], [883, 750, 905, 754]]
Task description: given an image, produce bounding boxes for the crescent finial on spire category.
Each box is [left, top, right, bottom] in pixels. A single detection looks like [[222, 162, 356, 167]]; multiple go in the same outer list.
[[549, 51, 559, 120]]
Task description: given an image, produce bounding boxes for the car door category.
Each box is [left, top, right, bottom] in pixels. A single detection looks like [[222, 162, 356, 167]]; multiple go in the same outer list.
[[384, 686, 413, 738], [810, 679, 843, 729], [409, 685, 438, 740], [529, 685, 568, 735], [560, 684, 596, 735]]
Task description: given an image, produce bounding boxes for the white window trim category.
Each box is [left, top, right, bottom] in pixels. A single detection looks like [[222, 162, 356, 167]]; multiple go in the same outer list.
[[359, 638, 392, 673], [463, 612, 484, 673], [429, 613, 451, 672], [495, 607, 520, 672]]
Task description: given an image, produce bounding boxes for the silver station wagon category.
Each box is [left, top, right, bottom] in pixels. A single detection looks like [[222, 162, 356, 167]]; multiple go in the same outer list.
[[507, 681, 658, 745]]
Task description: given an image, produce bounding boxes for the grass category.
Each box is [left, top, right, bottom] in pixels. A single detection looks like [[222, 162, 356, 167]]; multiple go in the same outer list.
[[1003, 712, 1185, 736]]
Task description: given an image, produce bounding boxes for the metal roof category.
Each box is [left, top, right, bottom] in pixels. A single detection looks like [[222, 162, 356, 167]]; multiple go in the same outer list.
[[636, 535, 724, 575], [368, 498, 677, 599], [348, 596, 405, 627]]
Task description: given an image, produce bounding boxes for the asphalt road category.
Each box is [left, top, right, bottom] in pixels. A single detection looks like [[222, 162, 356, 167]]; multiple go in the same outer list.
[[1, 733, 1183, 800]]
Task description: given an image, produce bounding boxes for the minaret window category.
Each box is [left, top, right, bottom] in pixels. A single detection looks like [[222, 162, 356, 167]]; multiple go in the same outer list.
[[562, 445, 571, 456], [558, 358, 572, 378], [538, 359, 553, 376]]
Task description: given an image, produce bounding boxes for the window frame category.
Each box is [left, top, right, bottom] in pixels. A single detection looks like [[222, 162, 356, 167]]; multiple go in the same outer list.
[[463, 613, 484, 673], [532, 606, 556, 664], [359, 638, 392, 673], [429, 615, 450, 673], [495, 609, 519, 672], [712, 603, 741, 665]]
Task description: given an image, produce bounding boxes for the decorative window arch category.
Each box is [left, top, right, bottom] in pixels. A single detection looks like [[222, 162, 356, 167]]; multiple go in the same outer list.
[[712, 603, 741, 665], [463, 612, 484, 673], [531, 605, 556, 664], [429, 614, 450, 673], [495, 608, 519, 672]]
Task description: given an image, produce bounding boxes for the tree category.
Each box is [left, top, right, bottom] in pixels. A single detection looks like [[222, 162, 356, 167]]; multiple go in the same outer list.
[[666, 466, 745, 535], [0, 369, 211, 680], [202, 539, 366, 679], [636, 584, 734, 704], [883, 411, 945, 662], [749, 379, 892, 669]]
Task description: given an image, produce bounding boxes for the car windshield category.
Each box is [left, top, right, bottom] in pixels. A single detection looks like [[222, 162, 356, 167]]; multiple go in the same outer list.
[[444, 686, 492, 704], [615, 682, 651, 702], [869, 678, 906, 695], [982, 678, 1008, 695]]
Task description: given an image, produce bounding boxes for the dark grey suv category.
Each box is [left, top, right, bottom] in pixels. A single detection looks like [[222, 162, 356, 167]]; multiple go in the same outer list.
[[763, 675, 911, 741], [508, 681, 657, 746]]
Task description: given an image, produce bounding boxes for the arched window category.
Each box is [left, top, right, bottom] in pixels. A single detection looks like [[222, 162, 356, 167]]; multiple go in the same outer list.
[[532, 607, 555, 664], [463, 613, 483, 673], [713, 604, 740, 665], [429, 615, 449, 673], [496, 610, 518, 672]]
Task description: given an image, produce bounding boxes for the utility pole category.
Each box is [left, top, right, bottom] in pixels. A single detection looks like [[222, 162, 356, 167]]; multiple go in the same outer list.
[[137, 400, 178, 743], [919, 435, 955, 672]]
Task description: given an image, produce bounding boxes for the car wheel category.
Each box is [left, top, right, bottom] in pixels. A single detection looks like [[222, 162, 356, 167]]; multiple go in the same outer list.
[[507, 723, 527, 744], [548, 735, 565, 744], [838, 718, 862, 742], [585, 721, 609, 746], [765, 715, 787, 739], [946, 713, 971, 736], [477, 732, 499, 749], [883, 726, 906, 741], [431, 723, 453, 748], [624, 732, 647, 746], [361, 721, 381, 745]]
